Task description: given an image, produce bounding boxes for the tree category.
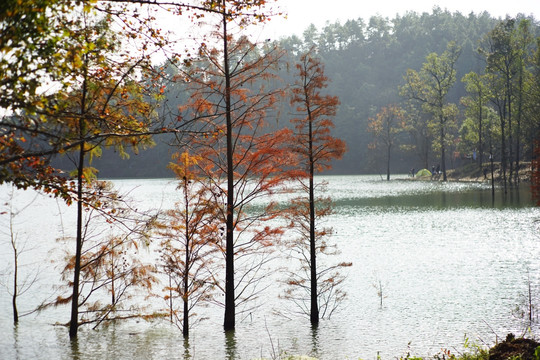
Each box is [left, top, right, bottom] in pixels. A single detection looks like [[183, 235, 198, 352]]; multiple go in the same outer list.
[[0, 0, 78, 193], [529, 39, 540, 203], [57, 9, 163, 339], [400, 41, 461, 181], [179, 3, 291, 331], [0, 187, 40, 323], [286, 48, 348, 326], [532, 139, 540, 205], [156, 151, 221, 338], [460, 72, 490, 167], [478, 18, 532, 188], [400, 101, 433, 170], [367, 105, 405, 180], [42, 181, 157, 331], [512, 19, 535, 183]]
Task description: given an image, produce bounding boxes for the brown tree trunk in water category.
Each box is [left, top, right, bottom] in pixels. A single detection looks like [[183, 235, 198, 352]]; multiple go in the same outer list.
[[69, 138, 84, 339]]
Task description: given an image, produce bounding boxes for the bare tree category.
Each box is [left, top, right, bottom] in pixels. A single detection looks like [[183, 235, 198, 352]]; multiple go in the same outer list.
[[0, 186, 40, 323], [40, 181, 158, 330]]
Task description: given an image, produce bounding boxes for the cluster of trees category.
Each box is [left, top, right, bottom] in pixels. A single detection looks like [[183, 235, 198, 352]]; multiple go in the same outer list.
[[282, 10, 540, 178], [3, 0, 540, 344], [86, 9, 540, 178], [368, 18, 540, 190], [1, 0, 349, 340]]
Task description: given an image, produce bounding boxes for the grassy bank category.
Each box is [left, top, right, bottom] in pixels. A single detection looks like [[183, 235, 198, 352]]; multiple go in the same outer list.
[[446, 162, 532, 183], [258, 334, 540, 360]]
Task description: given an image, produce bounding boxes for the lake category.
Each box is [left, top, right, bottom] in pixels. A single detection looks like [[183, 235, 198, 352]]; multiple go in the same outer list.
[[1, 175, 539, 359]]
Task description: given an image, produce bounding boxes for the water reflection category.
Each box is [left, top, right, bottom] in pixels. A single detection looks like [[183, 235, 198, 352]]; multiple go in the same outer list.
[[183, 338, 192, 359], [335, 183, 533, 210], [310, 324, 320, 358], [224, 330, 237, 360], [70, 337, 81, 360], [13, 323, 20, 360], [1, 176, 538, 360]]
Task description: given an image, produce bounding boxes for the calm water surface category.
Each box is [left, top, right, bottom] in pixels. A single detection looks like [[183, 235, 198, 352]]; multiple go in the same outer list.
[[1, 175, 539, 359]]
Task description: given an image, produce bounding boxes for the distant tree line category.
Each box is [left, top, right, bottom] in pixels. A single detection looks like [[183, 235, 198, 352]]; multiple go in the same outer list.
[[280, 9, 540, 178], [89, 8, 539, 178]]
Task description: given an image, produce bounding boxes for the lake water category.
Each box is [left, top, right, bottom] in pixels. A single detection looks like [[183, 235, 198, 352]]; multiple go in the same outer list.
[[1, 175, 539, 360]]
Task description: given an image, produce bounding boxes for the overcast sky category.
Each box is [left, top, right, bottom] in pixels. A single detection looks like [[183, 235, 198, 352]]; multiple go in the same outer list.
[[254, 0, 540, 40]]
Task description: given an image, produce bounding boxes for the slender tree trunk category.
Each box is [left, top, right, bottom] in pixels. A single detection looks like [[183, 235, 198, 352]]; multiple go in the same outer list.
[[169, 273, 173, 323], [69, 136, 85, 339], [308, 114, 319, 326], [489, 130, 495, 201], [440, 115, 447, 181], [182, 276, 189, 339], [222, 2, 235, 331], [11, 238, 18, 323], [8, 200, 19, 323], [507, 71, 514, 185], [183, 177, 190, 338], [422, 135, 429, 170], [386, 145, 391, 181], [499, 104, 508, 194], [490, 150, 495, 200], [110, 249, 115, 306], [70, 56, 88, 339], [478, 97, 483, 167], [515, 65, 523, 184]]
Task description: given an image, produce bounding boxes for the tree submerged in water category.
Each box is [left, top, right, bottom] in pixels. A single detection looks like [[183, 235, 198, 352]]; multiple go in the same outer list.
[[156, 151, 221, 338], [41, 181, 158, 330], [282, 48, 350, 325]]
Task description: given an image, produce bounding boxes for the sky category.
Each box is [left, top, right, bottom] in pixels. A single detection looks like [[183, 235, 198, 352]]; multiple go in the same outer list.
[[255, 0, 540, 40]]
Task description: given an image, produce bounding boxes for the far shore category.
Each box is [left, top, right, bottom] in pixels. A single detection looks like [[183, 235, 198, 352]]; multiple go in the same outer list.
[[405, 162, 533, 184]]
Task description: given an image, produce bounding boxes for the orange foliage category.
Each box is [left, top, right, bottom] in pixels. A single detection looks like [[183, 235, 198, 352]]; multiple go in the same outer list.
[[289, 48, 346, 174], [178, 31, 293, 323], [283, 48, 349, 323]]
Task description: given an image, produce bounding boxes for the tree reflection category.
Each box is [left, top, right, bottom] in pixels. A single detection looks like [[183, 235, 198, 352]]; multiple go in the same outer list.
[[183, 338, 191, 359], [225, 330, 237, 360], [310, 324, 320, 358]]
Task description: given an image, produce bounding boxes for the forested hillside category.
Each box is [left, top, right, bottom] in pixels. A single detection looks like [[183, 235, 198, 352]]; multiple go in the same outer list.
[[91, 8, 540, 178]]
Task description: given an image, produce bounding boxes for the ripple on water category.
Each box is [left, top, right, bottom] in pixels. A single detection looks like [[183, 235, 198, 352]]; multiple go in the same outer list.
[[0, 176, 538, 359]]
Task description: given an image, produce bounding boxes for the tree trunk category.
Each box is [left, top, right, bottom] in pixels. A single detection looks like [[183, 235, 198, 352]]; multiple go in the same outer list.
[[440, 116, 447, 181], [69, 138, 84, 339], [499, 105, 508, 194], [12, 243, 18, 323], [183, 293, 189, 338], [386, 145, 391, 181], [9, 206, 19, 324], [70, 57, 88, 339], [308, 108, 319, 326], [183, 177, 190, 338], [515, 64, 523, 184], [507, 73, 514, 186], [222, 1, 235, 332], [478, 98, 483, 168]]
